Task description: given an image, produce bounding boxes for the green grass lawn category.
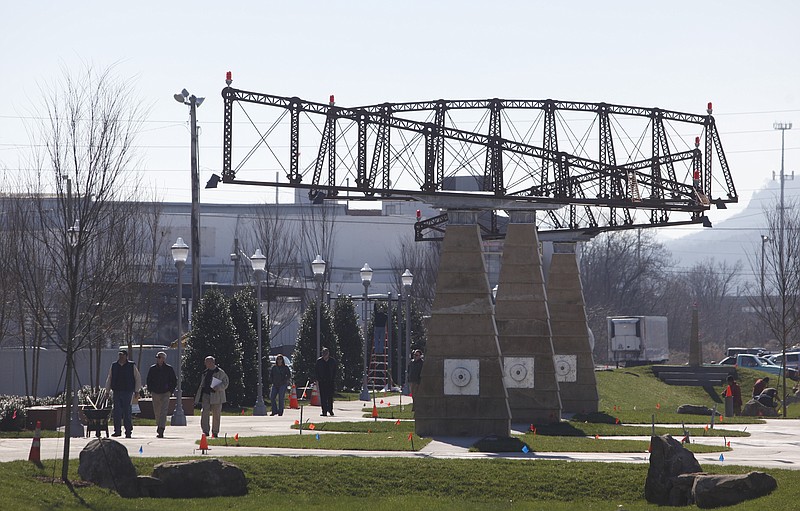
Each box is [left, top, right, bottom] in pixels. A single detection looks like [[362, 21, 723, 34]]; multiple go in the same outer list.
[[206, 432, 429, 451], [6, 457, 799, 510], [594, 366, 796, 424]]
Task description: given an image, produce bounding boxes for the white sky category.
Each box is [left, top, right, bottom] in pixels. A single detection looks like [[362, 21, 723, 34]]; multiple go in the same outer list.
[[2, 1, 799, 244]]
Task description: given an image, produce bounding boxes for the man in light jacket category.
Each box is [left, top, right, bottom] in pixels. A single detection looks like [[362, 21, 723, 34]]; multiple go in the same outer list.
[[194, 356, 229, 438]]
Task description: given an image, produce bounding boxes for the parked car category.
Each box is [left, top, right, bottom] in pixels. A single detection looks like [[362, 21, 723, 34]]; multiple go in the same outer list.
[[717, 354, 799, 380], [766, 351, 800, 371]]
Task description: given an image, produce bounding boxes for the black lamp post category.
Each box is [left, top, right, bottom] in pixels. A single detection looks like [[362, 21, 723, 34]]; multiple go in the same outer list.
[[170, 237, 189, 426], [251, 248, 268, 416]]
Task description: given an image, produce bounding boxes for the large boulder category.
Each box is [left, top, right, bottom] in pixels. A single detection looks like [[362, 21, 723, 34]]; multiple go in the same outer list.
[[78, 438, 139, 498], [693, 472, 777, 508], [741, 399, 779, 417], [151, 458, 247, 498], [645, 435, 703, 505]]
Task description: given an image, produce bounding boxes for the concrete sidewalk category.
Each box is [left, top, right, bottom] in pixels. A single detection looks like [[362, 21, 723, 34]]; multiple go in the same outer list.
[[7, 396, 800, 470]]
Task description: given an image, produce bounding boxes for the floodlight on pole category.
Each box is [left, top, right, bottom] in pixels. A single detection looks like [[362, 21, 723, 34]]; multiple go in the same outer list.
[[174, 88, 204, 318], [359, 263, 373, 401], [170, 237, 189, 426], [774, 121, 793, 418], [312, 255, 326, 358], [251, 248, 268, 416]]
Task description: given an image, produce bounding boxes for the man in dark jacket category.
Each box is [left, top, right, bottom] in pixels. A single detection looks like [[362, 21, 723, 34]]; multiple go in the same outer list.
[[314, 347, 338, 416], [146, 351, 177, 438], [105, 349, 142, 438], [407, 349, 424, 410]]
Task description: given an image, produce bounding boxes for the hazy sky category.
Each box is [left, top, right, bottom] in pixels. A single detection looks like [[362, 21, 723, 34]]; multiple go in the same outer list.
[[2, 1, 799, 251]]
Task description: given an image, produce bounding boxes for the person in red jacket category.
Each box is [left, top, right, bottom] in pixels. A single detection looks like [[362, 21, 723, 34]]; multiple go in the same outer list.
[[752, 376, 770, 398], [725, 375, 743, 416]]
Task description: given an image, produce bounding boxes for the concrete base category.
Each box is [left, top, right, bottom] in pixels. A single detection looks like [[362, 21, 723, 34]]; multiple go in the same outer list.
[[495, 221, 561, 424], [546, 245, 599, 415], [415, 222, 511, 437]]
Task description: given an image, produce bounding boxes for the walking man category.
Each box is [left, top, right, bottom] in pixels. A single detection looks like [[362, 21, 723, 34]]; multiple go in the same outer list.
[[146, 351, 177, 438], [194, 356, 229, 438], [314, 347, 338, 416], [105, 349, 142, 438]]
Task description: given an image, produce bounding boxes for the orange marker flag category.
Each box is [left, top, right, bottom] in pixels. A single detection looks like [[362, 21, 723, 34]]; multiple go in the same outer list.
[[529, 424, 536, 432], [234, 433, 239, 442], [704, 424, 709, 432], [613, 405, 617, 411], [615, 418, 620, 425], [656, 403, 661, 410], [725, 385, 733, 397], [595, 434, 599, 440], [294, 420, 300, 425], [309, 423, 316, 430], [395, 419, 401, 425], [380, 399, 384, 404], [727, 441, 731, 448], [241, 409, 245, 415], [720, 415, 724, 422], [407, 432, 413, 441], [368, 429, 372, 434]]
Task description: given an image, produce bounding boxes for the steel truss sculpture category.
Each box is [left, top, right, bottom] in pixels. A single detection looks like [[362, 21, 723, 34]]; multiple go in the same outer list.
[[220, 78, 736, 240]]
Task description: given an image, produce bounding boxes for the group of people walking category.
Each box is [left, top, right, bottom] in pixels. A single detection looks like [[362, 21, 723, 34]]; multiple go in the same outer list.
[[104, 346, 422, 438]]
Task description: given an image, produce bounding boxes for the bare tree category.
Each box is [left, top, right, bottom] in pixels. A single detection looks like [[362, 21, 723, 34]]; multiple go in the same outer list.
[[748, 199, 800, 416], [299, 202, 337, 287], [580, 230, 673, 361], [387, 233, 440, 316], [12, 66, 146, 482], [247, 203, 302, 349]]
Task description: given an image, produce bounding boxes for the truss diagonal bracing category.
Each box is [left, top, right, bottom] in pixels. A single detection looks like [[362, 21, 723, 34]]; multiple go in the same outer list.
[[220, 86, 736, 240]]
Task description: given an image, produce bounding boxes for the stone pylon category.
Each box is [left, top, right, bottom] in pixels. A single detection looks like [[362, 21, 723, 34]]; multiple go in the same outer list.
[[495, 213, 561, 424], [688, 305, 702, 366], [545, 243, 599, 415], [415, 214, 511, 437]]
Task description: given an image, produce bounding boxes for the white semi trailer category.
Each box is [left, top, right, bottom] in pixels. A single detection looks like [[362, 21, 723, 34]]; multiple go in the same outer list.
[[607, 316, 669, 367]]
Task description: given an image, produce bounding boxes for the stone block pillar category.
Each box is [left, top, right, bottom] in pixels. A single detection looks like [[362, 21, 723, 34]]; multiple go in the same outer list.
[[545, 242, 598, 414], [495, 212, 561, 424], [415, 212, 511, 437]]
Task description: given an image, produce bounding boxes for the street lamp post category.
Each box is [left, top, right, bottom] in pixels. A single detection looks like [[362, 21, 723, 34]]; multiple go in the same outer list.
[[401, 269, 413, 396], [359, 263, 373, 401], [774, 121, 793, 417], [174, 89, 204, 316], [311, 255, 326, 358], [170, 237, 189, 426], [251, 248, 268, 416], [67, 219, 83, 438]]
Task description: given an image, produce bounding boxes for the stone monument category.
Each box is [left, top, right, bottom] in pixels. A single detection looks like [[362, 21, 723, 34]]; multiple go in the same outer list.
[[414, 212, 511, 437]]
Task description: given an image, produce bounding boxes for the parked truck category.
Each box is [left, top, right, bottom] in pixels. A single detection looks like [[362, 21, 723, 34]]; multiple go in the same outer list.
[[607, 316, 669, 367]]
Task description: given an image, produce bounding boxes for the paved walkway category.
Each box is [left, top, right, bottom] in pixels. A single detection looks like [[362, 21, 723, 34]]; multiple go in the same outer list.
[[6, 396, 800, 470]]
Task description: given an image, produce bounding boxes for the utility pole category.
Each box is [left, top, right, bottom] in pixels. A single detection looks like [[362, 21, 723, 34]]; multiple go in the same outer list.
[[773, 121, 793, 418]]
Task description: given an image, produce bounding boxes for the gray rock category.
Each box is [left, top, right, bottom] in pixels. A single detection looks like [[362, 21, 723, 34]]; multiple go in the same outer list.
[[741, 399, 778, 417], [693, 472, 777, 508], [676, 404, 720, 416], [152, 458, 247, 498], [644, 435, 703, 505], [136, 475, 167, 498], [78, 438, 139, 498]]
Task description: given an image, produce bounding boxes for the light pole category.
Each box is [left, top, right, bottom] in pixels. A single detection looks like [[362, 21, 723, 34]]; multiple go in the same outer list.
[[174, 89, 204, 316], [774, 121, 792, 417], [67, 219, 83, 438], [251, 249, 268, 416], [311, 255, 326, 358], [170, 237, 189, 426], [359, 263, 373, 401], [761, 235, 769, 302], [401, 269, 413, 396]]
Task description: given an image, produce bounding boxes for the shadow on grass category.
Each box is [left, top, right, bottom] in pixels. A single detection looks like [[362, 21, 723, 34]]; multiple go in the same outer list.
[[472, 435, 530, 453]]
